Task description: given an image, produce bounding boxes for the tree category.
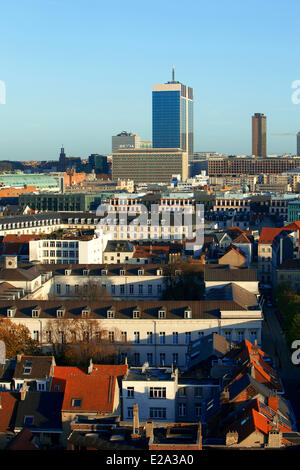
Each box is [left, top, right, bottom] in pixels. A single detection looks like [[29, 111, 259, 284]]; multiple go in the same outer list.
[[44, 313, 124, 367], [0, 318, 39, 358], [161, 259, 205, 300]]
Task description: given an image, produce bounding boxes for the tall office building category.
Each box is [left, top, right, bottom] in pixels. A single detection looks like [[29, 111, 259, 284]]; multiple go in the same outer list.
[[152, 68, 194, 159], [252, 113, 267, 157], [297, 132, 300, 156]]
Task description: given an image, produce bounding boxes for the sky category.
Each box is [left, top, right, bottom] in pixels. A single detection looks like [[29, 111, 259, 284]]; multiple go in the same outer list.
[[1, 0, 300, 160]]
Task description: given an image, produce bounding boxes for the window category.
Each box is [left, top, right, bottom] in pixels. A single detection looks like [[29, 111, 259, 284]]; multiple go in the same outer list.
[[71, 399, 82, 408], [45, 331, 52, 343], [127, 387, 134, 398], [148, 284, 152, 295], [37, 383, 45, 391], [56, 309, 64, 318], [149, 387, 166, 399], [108, 331, 115, 342], [185, 332, 191, 344], [160, 353, 166, 366], [133, 310, 140, 319], [159, 332, 166, 344], [111, 285, 116, 294], [107, 310, 115, 319], [178, 387, 187, 397], [178, 403, 186, 417], [157, 285, 162, 294], [129, 284, 134, 294], [150, 407, 166, 419], [147, 332, 153, 344], [24, 416, 34, 426], [195, 404, 202, 418], [138, 284, 143, 294], [194, 387, 203, 398], [127, 407, 133, 418], [172, 332, 178, 344], [65, 284, 70, 294], [147, 353, 153, 365], [134, 332, 140, 344], [33, 331, 39, 342], [121, 331, 127, 342], [32, 309, 40, 318], [56, 284, 61, 294], [158, 310, 166, 319], [134, 353, 140, 365], [172, 353, 178, 365]]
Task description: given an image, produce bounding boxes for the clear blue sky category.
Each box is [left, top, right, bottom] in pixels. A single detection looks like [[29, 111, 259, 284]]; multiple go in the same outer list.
[[1, 0, 300, 160]]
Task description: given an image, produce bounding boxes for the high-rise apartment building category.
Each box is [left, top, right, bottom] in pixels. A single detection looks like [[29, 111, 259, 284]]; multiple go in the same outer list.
[[152, 68, 194, 159], [252, 113, 267, 157]]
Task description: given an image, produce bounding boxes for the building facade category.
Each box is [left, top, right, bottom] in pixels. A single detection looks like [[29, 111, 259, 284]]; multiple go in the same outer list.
[[152, 71, 193, 159], [252, 113, 267, 157]]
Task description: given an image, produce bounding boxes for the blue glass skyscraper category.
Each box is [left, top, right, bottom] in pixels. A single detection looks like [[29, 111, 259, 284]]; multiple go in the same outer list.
[[152, 68, 194, 159]]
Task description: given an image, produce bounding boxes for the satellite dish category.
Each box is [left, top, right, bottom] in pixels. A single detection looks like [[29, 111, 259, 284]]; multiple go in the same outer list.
[[0, 341, 6, 365]]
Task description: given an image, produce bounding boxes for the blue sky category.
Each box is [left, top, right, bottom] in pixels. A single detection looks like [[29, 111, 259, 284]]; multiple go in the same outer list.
[[1, 0, 300, 160]]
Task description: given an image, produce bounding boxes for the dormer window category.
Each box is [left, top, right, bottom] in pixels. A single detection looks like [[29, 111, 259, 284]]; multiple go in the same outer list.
[[101, 269, 108, 275], [56, 308, 65, 318], [158, 310, 166, 319], [133, 310, 140, 319], [120, 269, 126, 276], [82, 307, 90, 318], [32, 307, 41, 318], [184, 309, 192, 319], [175, 270, 181, 276], [138, 269, 144, 276], [7, 307, 16, 318], [156, 269, 163, 276], [83, 269, 89, 276], [65, 269, 71, 276], [107, 309, 115, 319]]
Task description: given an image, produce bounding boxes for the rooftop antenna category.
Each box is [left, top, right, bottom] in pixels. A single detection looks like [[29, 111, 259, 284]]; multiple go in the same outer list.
[[172, 65, 175, 82]]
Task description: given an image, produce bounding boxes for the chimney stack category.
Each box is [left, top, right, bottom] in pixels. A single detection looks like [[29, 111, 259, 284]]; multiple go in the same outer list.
[[17, 354, 23, 363], [132, 403, 139, 437], [88, 358, 93, 375], [20, 383, 28, 401], [145, 420, 154, 440]]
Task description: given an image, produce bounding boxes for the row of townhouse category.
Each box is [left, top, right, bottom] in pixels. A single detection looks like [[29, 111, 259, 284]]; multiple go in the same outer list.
[[0, 256, 259, 301], [0, 293, 263, 368]]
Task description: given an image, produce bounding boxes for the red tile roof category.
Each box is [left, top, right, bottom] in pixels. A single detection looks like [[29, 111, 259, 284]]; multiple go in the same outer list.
[[258, 227, 297, 244], [62, 374, 118, 413], [0, 392, 18, 433], [51, 366, 86, 393], [2, 235, 40, 243], [91, 364, 128, 377]]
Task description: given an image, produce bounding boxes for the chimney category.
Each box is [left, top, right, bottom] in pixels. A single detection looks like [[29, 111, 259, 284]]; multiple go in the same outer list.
[[132, 403, 139, 437], [226, 431, 239, 446], [145, 419, 154, 440], [221, 388, 230, 403], [17, 354, 23, 363], [20, 383, 28, 401], [125, 356, 128, 365], [88, 358, 93, 375], [250, 364, 256, 378]]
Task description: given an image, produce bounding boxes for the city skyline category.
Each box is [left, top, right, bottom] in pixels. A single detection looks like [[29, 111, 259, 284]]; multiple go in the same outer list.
[[1, 0, 300, 160]]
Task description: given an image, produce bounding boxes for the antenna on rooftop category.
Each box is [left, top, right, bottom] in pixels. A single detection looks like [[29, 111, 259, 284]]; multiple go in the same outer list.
[[172, 65, 175, 82]]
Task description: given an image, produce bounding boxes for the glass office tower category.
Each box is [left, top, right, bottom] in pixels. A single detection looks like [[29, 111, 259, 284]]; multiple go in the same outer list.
[[152, 71, 194, 159]]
